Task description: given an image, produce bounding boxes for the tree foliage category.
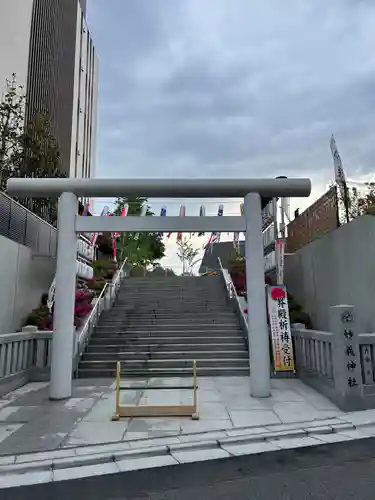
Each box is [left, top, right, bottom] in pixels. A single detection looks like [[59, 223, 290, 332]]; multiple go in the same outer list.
[[0, 74, 67, 225], [176, 237, 200, 275], [0, 74, 25, 190], [147, 265, 176, 277], [113, 196, 166, 266], [335, 182, 375, 223]]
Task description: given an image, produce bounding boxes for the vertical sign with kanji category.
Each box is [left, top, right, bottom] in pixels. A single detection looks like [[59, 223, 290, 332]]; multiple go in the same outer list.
[[341, 309, 358, 390], [267, 285, 295, 372]]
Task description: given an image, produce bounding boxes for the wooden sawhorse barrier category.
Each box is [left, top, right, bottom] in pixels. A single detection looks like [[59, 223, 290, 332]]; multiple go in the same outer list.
[[111, 360, 199, 421]]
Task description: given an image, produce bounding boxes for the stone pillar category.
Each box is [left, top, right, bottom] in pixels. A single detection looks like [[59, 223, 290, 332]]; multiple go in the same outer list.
[[49, 192, 78, 400], [329, 305, 363, 410], [244, 192, 271, 398]]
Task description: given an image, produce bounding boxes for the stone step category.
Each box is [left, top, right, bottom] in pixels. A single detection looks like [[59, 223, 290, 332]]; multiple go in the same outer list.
[[78, 366, 249, 378], [86, 342, 247, 352], [82, 350, 248, 361], [79, 358, 249, 370], [113, 304, 230, 312], [99, 313, 238, 321], [90, 336, 245, 345], [92, 325, 243, 338], [95, 323, 240, 331], [118, 320, 240, 328], [117, 289, 226, 300]]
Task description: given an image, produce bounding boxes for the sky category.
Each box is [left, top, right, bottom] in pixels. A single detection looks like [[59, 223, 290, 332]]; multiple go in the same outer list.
[[87, 0, 375, 272]]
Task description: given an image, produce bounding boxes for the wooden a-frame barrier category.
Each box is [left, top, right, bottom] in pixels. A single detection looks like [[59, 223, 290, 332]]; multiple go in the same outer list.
[[111, 361, 199, 421]]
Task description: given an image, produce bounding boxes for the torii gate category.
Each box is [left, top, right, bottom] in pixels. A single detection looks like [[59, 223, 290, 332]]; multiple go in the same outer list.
[[7, 177, 311, 401]]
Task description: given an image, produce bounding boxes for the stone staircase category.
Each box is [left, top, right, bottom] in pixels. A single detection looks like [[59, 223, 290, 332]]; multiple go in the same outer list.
[[78, 275, 249, 377]]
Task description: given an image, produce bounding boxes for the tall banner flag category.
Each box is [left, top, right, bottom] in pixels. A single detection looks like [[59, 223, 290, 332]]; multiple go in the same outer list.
[[177, 205, 186, 242], [198, 205, 206, 237], [330, 134, 349, 223]]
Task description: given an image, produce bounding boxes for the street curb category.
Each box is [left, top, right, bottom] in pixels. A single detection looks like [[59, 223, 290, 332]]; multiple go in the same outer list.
[[0, 418, 362, 488]]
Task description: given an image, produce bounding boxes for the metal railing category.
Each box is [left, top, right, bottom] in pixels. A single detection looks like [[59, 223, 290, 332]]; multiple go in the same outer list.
[[217, 257, 249, 346], [0, 192, 57, 257], [74, 258, 128, 372]]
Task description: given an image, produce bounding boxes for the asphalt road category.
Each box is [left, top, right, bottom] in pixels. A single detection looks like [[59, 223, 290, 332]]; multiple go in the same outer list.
[[4, 437, 375, 500]]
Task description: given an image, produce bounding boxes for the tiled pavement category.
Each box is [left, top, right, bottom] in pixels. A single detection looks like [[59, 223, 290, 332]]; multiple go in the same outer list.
[[3, 377, 375, 487], [0, 376, 347, 456]]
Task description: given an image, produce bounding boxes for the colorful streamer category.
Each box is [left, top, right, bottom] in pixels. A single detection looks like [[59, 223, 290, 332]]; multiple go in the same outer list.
[[91, 206, 110, 246], [134, 204, 147, 241], [157, 206, 167, 237], [204, 204, 223, 249], [233, 203, 242, 248], [112, 204, 128, 260], [197, 205, 206, 237]]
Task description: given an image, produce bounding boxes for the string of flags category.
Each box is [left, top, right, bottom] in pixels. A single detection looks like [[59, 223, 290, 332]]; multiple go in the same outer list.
[[81, 201, 245, 254]]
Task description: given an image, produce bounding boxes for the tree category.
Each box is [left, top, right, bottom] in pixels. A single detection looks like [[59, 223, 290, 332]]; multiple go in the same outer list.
[[0, 74, 25, 191], [147, 265, 176, 277], [334, 182, 375, 223], [0, 74, 67, 225], [176, 237, 200, 275], [113, 196, 166, 266]]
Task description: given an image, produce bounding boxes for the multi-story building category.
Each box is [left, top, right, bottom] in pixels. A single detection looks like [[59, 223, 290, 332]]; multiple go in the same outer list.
[[0, 0, 98, 180]]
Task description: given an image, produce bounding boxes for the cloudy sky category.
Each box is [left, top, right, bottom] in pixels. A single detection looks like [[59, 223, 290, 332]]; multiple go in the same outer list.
[[87, 0, 375, 271]]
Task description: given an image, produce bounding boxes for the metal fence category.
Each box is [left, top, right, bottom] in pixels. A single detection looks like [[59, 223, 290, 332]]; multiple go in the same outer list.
[[0, 192, 57, 257]]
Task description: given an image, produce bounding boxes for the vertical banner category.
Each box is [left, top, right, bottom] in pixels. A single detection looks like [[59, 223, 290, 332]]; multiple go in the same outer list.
[[330, 134, 349, 223], [275, 239, 285, 284], [177, 205, 186, 242], [198, 205, 206, 236], [267, 285, 295, 372]]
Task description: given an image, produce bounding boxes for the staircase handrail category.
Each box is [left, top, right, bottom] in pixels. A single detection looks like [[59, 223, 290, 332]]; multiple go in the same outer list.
[[217, 257, 249, 346], [75, 258, 128, 369]]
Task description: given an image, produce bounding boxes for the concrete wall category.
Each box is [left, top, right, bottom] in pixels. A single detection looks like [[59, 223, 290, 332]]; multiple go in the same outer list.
[[0, 235, 55, 334], [285, 215, 375, 333]]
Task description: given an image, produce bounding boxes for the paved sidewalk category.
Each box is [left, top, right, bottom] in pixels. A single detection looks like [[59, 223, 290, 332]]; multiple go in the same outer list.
[[4, 377, 375, 488], [2, 375, 373, 457]]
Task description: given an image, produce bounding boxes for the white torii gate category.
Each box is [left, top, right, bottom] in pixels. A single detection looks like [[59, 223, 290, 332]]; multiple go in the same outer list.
[[7, 177, 311, 401]]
